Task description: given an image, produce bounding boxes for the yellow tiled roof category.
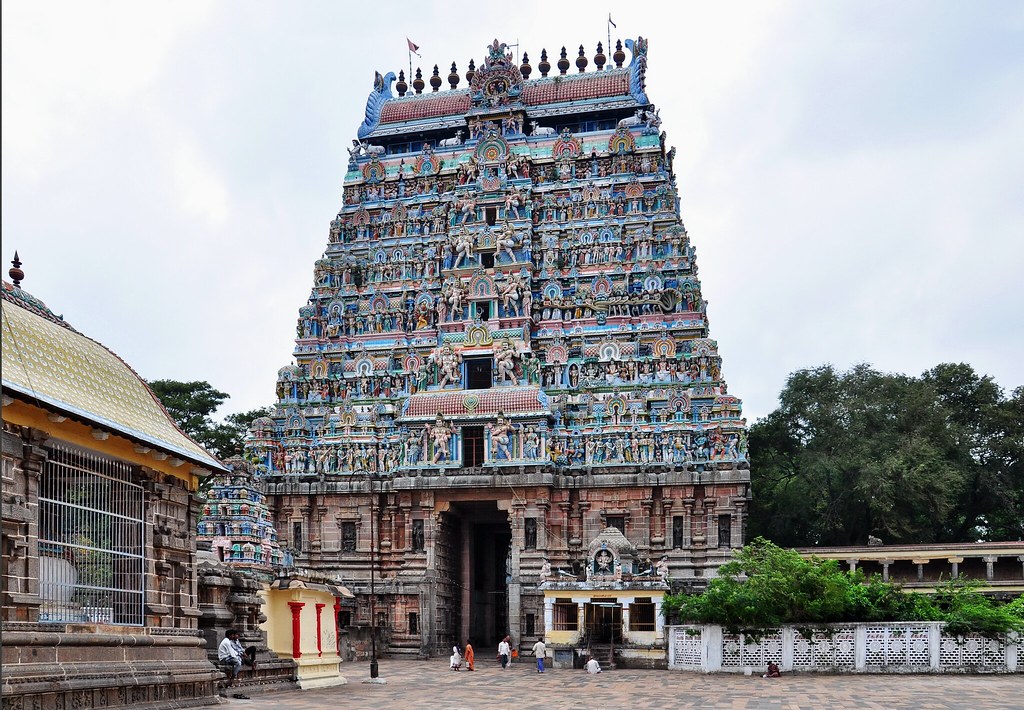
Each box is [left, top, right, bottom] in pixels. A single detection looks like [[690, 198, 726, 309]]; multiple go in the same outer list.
[[1, 284, 224, 470]]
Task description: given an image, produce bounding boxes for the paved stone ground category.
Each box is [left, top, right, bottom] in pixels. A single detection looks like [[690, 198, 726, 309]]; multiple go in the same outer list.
[[224, 658, 1024, 709]]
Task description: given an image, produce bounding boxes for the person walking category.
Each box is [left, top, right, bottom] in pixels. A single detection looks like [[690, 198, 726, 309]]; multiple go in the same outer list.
[[532, 638, 546, 673], [450, 645, 462, 671], [465, 639, 476, 671], [497, 635, 511, 669]]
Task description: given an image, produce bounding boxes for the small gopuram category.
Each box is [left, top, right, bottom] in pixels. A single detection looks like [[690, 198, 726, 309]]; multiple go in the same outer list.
[[538, 527, 670, 669], [251, 37, 750, 657], [1, 262, 226, 707]]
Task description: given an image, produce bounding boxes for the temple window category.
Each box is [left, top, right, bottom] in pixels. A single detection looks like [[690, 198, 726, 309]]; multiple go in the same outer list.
[[525, 613, 536, 637], [481, 252, 495, 269], [408, 612, 419, 635], [463, 426, 485, 467], [525, 518, 537, 549], [475, 301, 491, 321], [292, 521, 304, 551], [341, 521, 357, 552], [629, 598, 656, 631], [485, 206, 497, 226], [38, 441, 145, 625], [552, 598, 578, 631], [605, 515, 625, 534], [466, 357, 492, 389]]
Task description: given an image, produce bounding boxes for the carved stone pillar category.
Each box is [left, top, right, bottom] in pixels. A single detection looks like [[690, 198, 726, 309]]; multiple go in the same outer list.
[[288, 601, 305, 658], [682, 498, 695, 548], [536, 499, 550, 550], [983, 555, 998, 581]]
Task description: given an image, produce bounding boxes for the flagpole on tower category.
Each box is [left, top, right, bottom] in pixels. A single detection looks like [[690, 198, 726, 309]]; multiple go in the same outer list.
[[406, 38, 421, 88], [607, 13, 617, 60]]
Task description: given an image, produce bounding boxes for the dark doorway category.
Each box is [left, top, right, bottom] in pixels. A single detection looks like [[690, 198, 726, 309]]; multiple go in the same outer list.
[[476, 301, 491, 321], [463, 426, 485, 467], [448, 502, 512, 650], [585, 602, 622, 644], [481, 251, 495, 269], [485, 206, 497, 225], [466, 357, 492, 389]]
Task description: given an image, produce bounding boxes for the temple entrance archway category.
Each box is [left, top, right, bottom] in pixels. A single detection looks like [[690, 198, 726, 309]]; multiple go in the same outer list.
[[447, 501, 511, 650]]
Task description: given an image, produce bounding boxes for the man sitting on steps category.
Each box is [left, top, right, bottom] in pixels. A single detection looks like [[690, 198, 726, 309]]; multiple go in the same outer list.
[[218, 628, 258, 698]]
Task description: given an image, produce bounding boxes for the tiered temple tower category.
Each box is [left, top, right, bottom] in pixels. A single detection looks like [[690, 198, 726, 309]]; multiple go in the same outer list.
[[249, 37, 750, 658]]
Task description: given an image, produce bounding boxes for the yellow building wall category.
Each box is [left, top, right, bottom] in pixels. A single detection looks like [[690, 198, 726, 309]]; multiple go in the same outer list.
[[261, 585, 345, 689]]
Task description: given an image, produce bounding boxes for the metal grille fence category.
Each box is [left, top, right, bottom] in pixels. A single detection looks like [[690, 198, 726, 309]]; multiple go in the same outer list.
[[38, 441, 145, 625]]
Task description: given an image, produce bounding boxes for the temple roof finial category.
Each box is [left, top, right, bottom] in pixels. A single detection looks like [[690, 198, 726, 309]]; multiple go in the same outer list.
[[448, 62, 459, 90], [576, 45, 588, 73], [539, 49, 550, 78], [413, 67, 424, 94], [9, 251, 24, 287], [558, 46, 570, 75], [430, 64, 442, 92]]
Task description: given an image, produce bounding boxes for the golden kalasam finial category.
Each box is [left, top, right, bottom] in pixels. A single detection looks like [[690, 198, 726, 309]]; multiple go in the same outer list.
[[9, 251, 24, 287]]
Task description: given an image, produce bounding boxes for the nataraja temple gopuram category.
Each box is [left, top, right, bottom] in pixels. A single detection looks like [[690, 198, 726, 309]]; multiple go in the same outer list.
[[248, 37, 750, 664]]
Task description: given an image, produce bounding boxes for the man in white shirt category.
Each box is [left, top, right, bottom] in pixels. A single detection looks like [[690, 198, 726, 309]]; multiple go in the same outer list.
[[498, 636, 511, 669], [217, 629, 256, 692], [532, 639, 546, 673], [585, 656, 602, 674]]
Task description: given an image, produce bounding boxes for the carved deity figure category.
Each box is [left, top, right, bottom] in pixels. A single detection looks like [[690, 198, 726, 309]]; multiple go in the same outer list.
[[540, 558, 552, 581], [427, 413, 454, 463], [595, 549, 614, 575], [523, 426, 540, 459], [657, 555, 670, 582], [494, 340, 518, 384], [434, 345, 462, 388], [498, 274, 522, 315], [491, 413, 515, 460], [452, 232, 475, 268], [496, 221, 519, 263]]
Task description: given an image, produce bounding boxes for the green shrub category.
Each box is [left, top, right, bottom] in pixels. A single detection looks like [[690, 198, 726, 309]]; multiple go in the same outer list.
[[663, 538, 1019, 638]]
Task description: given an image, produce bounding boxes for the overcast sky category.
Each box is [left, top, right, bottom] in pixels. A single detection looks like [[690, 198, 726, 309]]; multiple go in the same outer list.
[[3, 1, 1022, 423]]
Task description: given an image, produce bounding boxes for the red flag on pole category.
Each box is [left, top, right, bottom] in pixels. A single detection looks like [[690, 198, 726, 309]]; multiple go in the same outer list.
[[407, 38, 421, 56]]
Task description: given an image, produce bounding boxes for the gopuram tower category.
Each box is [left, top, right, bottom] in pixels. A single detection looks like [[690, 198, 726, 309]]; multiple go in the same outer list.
[[249, 37, 750, 658]]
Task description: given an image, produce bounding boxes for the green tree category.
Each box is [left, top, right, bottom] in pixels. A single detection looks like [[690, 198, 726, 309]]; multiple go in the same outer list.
[[748, 363, 1022, 545], [148, 380, 270, 460]]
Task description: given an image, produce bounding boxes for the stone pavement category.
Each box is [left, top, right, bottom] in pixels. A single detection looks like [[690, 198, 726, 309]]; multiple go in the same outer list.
[[224, 658, 1024, 709]]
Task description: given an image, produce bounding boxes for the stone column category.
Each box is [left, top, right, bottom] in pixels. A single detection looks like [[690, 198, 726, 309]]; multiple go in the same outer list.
[[620, 598, 632, 644], [983, 555, 998, 581], [682, 498, 695, 548], [536, 499, 550, 549], [288, 601, 305, 658], [507, 505, 523, 647], [881, 559, 893, 582], [461, 523, 472, 643], [846, 559, 859, 573], [912, 559, 929, 582], [947, 557, 963, 578], [639, 498, 654, 553], [654, 598, 665, 640], [315, 603, 325, 657], [543, 597, 554, 640]]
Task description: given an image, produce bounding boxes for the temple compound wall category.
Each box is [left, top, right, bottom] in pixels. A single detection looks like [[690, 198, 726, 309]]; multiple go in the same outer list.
[[249, 36, 751, 659], [1, 277, 225, 707]]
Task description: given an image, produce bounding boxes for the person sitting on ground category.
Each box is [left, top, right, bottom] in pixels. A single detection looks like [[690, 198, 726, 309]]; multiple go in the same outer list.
[[762, 661, 781, 678], [450, 644, 463, 671], [218, 628, 257, 696], [585, 655, 602, 674]]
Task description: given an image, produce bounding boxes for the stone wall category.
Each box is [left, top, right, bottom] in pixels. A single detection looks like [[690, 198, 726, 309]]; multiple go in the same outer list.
[[667, 623, 1021, 674]]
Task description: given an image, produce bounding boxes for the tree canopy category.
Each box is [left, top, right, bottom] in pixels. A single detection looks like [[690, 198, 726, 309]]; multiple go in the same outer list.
[[748, 363, 1023, 545], [148, 379, 269, 460]]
